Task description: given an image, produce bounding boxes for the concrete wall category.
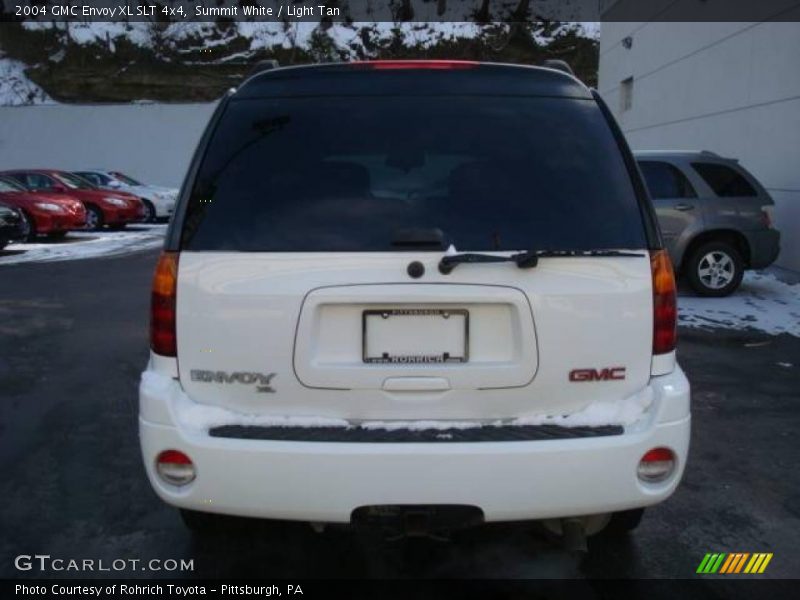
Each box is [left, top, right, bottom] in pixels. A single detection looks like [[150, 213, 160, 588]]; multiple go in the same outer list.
[[599, 20, 800, 271], [0, 102, 217, 188]]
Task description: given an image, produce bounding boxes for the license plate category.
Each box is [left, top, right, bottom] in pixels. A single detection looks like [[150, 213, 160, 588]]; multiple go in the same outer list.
[[362, 309, 469, 364]]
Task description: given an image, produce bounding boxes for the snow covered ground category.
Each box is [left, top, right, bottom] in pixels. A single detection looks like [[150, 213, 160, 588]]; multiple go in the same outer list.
[[0, 224, 166, 265], [678, 272, 800, 337]]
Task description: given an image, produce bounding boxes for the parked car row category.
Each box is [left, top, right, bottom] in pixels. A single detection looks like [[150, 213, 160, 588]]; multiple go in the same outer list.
[[0, 169, 176, 245], [75, 170, 177, 222]]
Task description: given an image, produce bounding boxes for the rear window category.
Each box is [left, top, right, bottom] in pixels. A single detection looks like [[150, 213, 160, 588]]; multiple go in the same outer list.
[[77, 172, 111, 186], [54, 172, 95, 190], [181, 95, 646, 252], [638, 161, 696, 199], [0, 178, 24, 193], [692, 162, 757, 197], [7, 172, 56, 191]]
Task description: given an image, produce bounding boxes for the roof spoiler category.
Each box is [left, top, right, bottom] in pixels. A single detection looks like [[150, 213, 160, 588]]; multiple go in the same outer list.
[[541, 59, 574, 76]]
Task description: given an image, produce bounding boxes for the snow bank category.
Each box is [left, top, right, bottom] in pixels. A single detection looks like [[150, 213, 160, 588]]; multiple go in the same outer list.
[[0, 57, 53, 106], [143, 371, 652, 434], [0, 224, 166, 265], [679, 272, 800, 337], [16, 20, 596, 63], [512, 387, 653, 428], [22, 21, 154, 50]]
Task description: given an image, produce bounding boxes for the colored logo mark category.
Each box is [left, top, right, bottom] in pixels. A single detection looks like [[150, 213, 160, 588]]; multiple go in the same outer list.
[[696, 552, 773, 574]]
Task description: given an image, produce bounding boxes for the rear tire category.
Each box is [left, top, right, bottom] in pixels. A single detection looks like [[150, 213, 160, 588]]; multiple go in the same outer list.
[[19, 210, 36, 242], [86, 205, 104, 231], [142, 200, 157, 223], [685, 241, 744, 297], [179, 509, 224, 533], [602, 508, 645, 536]]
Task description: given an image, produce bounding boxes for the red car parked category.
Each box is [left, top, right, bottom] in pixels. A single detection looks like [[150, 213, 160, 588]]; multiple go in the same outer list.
[[0, 176, 86, 241], [1, 169, 144, 230]]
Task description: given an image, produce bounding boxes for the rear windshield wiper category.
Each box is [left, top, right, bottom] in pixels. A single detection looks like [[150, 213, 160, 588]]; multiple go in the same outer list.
[[438, 249, 644, 274], [439, 251, 539, 274]]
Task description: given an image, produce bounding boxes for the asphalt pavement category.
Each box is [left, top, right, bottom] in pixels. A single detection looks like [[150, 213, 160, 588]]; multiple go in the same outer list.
[[1, 249, 798, 580]]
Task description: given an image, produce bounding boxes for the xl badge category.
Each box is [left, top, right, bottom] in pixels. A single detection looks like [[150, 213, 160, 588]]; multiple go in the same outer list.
[[190, 370, 276, 393]]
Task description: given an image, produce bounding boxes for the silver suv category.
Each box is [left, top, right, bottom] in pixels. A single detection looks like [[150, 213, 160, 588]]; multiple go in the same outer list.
[[636, 151, 780, 296]]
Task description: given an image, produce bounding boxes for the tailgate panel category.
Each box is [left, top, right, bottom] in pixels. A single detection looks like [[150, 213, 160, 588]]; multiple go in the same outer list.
[[294, 285, 537, 390], [176, 253, 653, 420]]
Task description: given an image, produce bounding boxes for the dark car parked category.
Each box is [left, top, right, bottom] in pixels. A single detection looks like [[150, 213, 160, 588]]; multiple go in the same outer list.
[[0, 202, 25, 250], [636, 151, 780, 296]]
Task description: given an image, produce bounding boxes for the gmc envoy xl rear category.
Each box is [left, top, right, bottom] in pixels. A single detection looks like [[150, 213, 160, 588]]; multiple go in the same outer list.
[[140, 61, 690, 540]]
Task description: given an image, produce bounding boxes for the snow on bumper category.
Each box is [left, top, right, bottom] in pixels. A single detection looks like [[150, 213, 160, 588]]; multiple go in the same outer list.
[[139, 369, 690, 523]]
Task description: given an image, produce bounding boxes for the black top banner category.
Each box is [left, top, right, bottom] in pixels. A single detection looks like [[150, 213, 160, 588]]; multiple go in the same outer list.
[[2, 0, 800, 23]]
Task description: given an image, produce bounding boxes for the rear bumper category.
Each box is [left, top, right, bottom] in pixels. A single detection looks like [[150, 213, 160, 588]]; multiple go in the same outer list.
[[746, 228, 780, 269], [139, 368, 691, 523]]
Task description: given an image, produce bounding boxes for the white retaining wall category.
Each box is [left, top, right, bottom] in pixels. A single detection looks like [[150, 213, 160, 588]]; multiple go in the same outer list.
[[0, 102, 217, 188]]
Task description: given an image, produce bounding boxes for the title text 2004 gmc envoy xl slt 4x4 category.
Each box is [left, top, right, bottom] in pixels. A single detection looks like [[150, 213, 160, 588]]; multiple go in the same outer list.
[[140, 61, 690, 541]]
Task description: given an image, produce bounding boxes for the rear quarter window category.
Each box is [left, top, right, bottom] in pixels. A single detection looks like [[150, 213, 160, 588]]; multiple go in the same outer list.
[[692, 162, 757, 197], [181, 93, 647, 252], [638, 161, 696, 199]]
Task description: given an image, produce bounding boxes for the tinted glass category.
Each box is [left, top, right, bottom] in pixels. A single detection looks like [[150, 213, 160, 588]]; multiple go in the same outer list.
[[77, 172, 110, 186], [112, 172, 141, 185], [692, 162, 757, 197], [54, 172, 94, 189], [8, 172, 57, 190], [639, 161, 696, 199], [182, 96, 646, 252], [0, 178, 23, 193]]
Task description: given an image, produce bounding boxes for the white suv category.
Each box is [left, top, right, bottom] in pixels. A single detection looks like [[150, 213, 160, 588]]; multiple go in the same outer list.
[[140, 61, 690, 540]]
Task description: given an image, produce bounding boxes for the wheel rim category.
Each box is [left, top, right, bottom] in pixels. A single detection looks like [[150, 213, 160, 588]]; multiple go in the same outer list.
[[86, 209, 100, 229], [697, 251, 735, 289]]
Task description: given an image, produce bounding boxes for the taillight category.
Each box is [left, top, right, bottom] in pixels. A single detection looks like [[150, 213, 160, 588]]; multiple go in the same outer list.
[[353, 60, 478, 70], [637, 447, 676, 483], [156, 450, 195, 486], [150, 252, 178, 356], [651, 249, 677, 355], [760, 205, 773, 228]]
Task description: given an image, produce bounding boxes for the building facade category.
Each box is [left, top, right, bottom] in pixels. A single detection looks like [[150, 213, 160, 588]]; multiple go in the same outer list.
[[599, 12, 800, 271]]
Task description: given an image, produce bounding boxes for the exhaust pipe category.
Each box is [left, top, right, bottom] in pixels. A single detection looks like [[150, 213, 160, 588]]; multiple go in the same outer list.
[[561, 518, 588, 553]]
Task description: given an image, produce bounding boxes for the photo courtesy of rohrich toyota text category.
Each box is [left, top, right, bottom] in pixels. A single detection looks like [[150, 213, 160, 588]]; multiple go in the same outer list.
[[1, 0, 799, 598]]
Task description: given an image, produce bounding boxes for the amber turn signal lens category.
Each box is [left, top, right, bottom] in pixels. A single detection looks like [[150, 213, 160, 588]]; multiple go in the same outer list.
[[150, 252, 179, 356], [651, 249, 677, 355]]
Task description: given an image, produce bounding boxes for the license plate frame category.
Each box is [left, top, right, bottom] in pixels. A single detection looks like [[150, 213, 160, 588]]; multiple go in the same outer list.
[[362, 308, 469, 364]]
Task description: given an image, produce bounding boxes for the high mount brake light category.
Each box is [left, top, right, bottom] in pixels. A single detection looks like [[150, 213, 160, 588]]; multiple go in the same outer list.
[[353, 60, 479, 70], [150, 252, 178, 356], [651, 249, 677, 355]]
